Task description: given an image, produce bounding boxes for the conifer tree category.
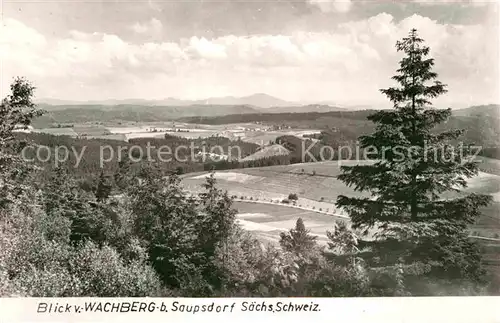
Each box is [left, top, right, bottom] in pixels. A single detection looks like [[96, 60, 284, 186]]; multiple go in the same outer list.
[[280, 218, 317, 255], [114, 151, 132, 191], [197, 173, 237, 255], [0, 78, 44, 207], [95, 171, 112, 202], [196, 173, 238, 292], [127, 168, 202, 289], [335, 29, 491, 292]]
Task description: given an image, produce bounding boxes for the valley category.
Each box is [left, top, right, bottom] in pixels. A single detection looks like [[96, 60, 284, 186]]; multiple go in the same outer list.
[[181, 160, 500, 242], [27, 121, 323, 147]]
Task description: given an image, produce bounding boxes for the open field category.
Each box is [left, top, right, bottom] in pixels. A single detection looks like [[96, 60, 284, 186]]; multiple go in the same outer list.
[[233, 201, 349, 245], [182, 160, 500, 240], [233, 200, 499, 248], [476, 156, 500, 176], [232, 200, 500, 277], [73, 125, 111, 136], [184, 159, 500, 200], [183, 161, 384, 205], [30, 121, 321, 145], [32, 128, 79, 136]]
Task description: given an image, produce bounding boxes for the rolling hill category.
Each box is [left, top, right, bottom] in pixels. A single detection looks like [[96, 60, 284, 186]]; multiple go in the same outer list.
[[453, 104, 500, 119], [193, 93, 292, 108], [32, 103, 500, 150], [269, 104, 345, 114], [33, 103, 353, 128], [180, 105, 500, 147], [182, 159, 500, 238], [37, 93, 292, 108], [33, 104, 261, 127], [241, 144, 290, 161]]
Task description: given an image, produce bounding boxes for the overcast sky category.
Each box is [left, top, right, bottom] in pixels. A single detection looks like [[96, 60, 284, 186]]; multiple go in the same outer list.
[[1, 0, 498, 108]]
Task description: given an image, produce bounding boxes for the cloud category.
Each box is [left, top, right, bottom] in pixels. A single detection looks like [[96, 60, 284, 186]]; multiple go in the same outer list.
[[1, 14, 497, 107], [416, 0, 490, 5], [308, 0, 353, 13], [185, 37, 227, 60], [0, 18, 46, 48], [130, 18, 162, 35], [306, 0, 490, 13]]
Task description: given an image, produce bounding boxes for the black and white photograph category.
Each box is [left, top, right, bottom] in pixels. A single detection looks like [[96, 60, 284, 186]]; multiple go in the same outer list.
[[1, 0, 499, 309]]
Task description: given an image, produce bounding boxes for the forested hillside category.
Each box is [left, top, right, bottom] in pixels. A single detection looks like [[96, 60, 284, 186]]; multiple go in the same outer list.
[[180, 108, 500, 147]]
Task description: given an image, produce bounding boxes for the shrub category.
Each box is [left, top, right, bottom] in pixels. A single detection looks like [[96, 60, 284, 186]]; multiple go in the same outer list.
[[0, 270, 19, 297], [11, 265, 80, 297], [288, 193, 298, 201], [5, 232, 73, 280], [69, 241, 163, 297]]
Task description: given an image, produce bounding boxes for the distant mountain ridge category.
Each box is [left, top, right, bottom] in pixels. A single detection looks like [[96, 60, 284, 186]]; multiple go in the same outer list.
[[192, 93, 292, 108], [270, 104, 345, 114], [33, 98, 499, 139], [34, 93, 347, 125], [32, 104, 262, 128], [34, 101, 345, 127], [453, 104, 500, 119], [37, 93, 339, 109]]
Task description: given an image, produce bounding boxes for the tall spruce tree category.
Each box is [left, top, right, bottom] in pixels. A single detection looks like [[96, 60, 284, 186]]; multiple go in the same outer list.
[[335, 29, 491, 293]]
